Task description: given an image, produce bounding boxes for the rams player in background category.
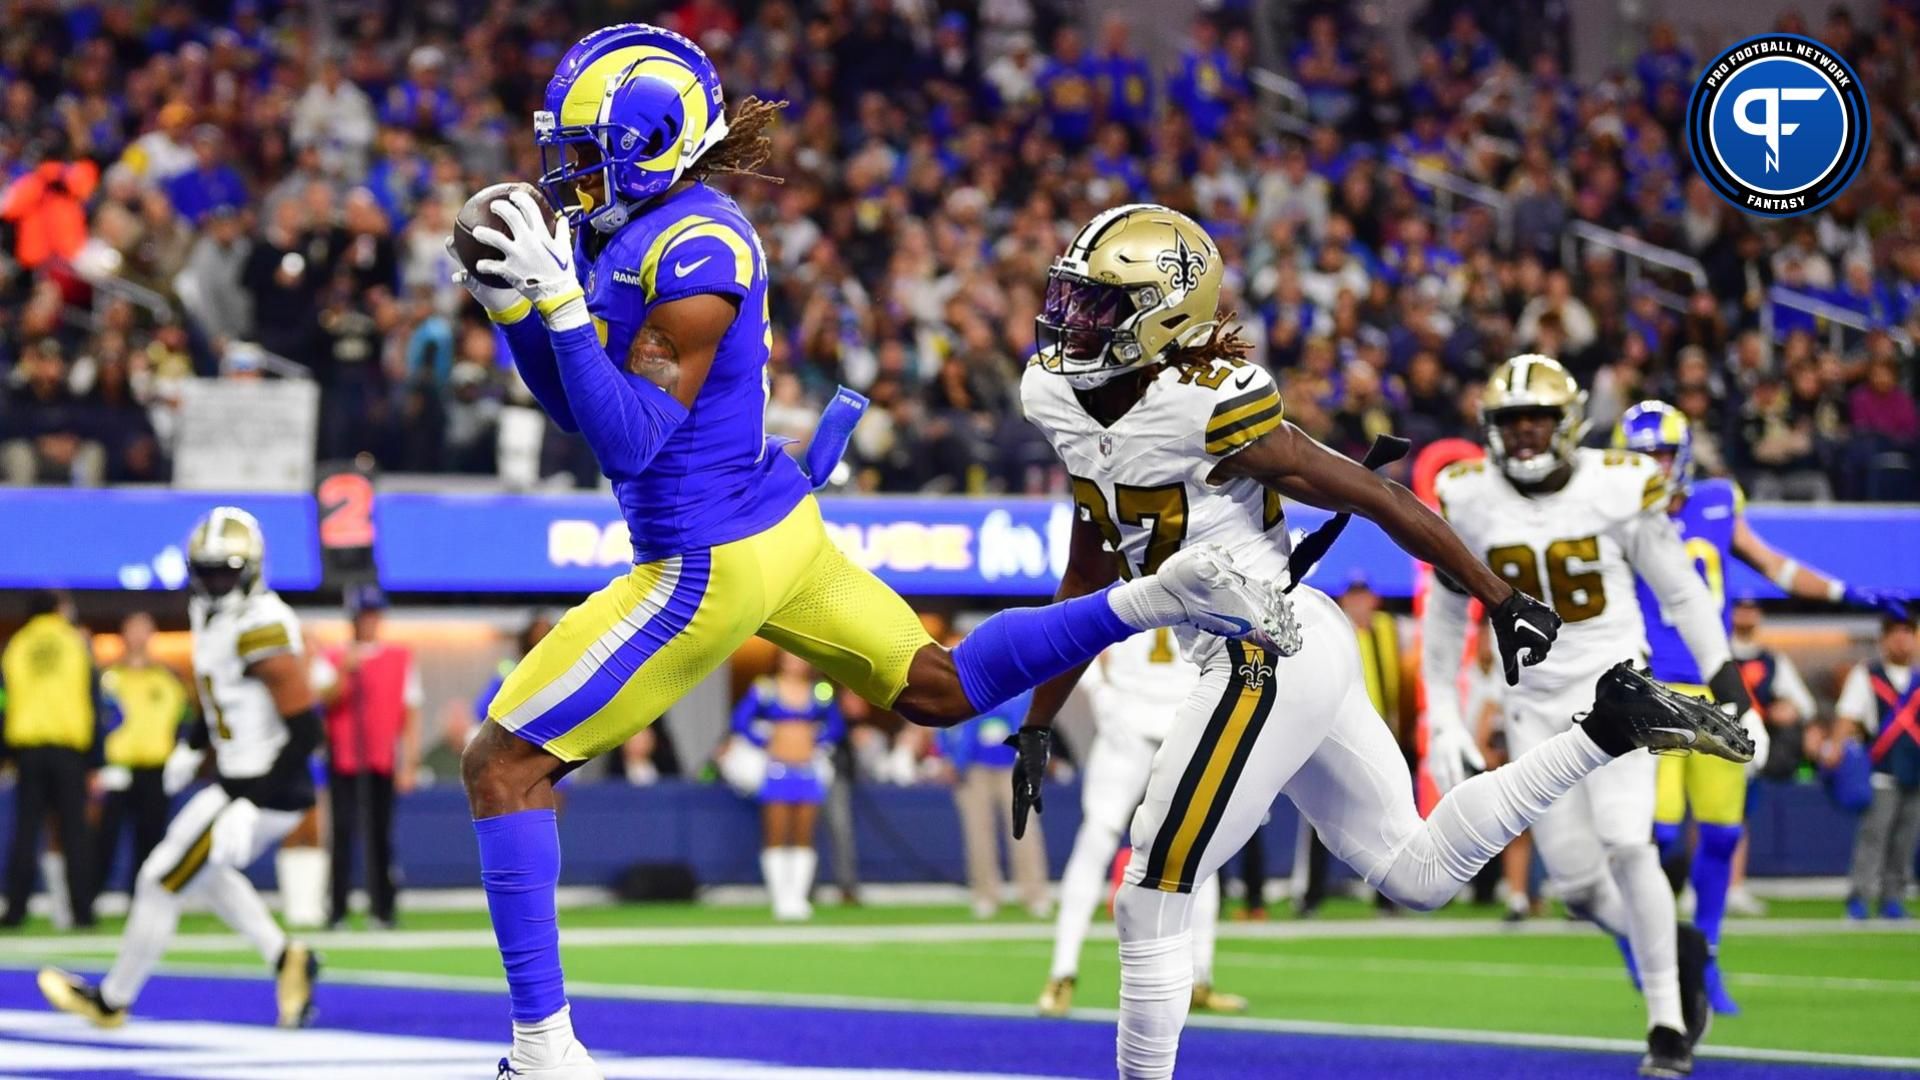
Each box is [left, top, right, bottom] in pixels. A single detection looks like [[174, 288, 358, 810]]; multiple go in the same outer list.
[[449, 27, 1293, 1079], [1617, 400, 1909, 1015]]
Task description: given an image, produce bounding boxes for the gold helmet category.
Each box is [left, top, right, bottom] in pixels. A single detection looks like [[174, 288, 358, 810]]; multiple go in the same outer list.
[[1036, 204, 1223, 388], [1481, 354, 1588, 484], [187, 506, 266, 602]]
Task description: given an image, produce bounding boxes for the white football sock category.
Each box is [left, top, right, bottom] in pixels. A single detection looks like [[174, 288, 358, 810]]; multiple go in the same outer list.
[[1377, 727, 1613, 909], [1050, 821, 1123, 980], [203, 866, 288, 967], [1107, 578, 1186, 631], [1611, 842, 1684, 1032], [101, 879, 182, 1009], [511, 1002, 585, 1068], [1191, 874, 1220, 985], [1114, 883, 1196, 1080]]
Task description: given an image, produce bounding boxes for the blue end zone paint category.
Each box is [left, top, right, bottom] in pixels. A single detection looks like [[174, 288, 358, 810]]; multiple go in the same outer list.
[[0, 969, 1890, 1079]]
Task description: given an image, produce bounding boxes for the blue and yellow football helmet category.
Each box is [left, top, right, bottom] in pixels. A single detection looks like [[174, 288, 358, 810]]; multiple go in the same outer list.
[[535, 23, 729, 233], [1615, 399, 1694, 494]]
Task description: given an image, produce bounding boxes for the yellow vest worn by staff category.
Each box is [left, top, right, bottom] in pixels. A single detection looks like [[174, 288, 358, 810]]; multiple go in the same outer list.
[[1, 613, 96, 752], [102, 663, 190, 768]]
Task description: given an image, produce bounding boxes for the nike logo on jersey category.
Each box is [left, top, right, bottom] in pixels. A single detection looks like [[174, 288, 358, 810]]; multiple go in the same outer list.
[[1232, 371, 1258, 390], [675, 255, 714, 277], [1704, 506, 1731, 519]]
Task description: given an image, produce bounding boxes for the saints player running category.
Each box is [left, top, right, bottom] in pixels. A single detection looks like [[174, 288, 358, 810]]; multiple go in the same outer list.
[[40, 507, 320, 1030], [1013, 204, 1751, 1080], [451, 28, 1290, 1079], [1424, 362, 1759, 1077], [1618, 399, 1909, 1015], [1038, 630, 1245, 1018]]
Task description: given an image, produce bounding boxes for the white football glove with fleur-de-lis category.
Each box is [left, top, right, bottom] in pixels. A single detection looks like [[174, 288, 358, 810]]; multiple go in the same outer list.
[[467, 189, 589, 331]]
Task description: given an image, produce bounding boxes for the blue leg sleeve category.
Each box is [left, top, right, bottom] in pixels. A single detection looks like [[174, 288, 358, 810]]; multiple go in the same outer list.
[[475, 809, 568, 1023], [1692, 822, 1742, 947], [1653, 821, 1685, 864], [951, 586, 1135, 713]]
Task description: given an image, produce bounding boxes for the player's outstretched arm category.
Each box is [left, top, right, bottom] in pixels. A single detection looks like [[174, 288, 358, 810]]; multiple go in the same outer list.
[[1216, 422, 1559, 683], [1731, 514, 1909, 619], [1215, 422, 1509, 604]]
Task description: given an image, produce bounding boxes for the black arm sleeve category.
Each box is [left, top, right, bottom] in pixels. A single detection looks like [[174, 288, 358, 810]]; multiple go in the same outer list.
[[220, 707, 321, 811]]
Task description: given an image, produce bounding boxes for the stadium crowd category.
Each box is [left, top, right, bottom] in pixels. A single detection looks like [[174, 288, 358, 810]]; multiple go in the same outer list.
[[1, 1, 1919, 499]]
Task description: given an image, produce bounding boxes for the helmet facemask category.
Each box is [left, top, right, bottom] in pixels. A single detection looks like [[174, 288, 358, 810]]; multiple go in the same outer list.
[[1485, 404, 1585, 485], [1034, 205, 1221, 390]]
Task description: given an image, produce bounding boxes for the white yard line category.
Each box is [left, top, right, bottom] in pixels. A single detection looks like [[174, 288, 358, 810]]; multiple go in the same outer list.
[[0, 915, 1910, 957], [7, 961, 1908, 1073]]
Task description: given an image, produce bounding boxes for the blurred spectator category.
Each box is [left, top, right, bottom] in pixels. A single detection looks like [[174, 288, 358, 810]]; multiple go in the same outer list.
[[94, 612, 189, 895], [933, 677, 1049, 921], [162, 126, 248, 225], [3, 341, 108, 486], [1839, 616, 1920, 920], [0, 591, 99, 929], [311, 586, 420, 929], [1, 143, 100, 270], [0, 2, 1914, 500], [292, 56, 378, 180], [174, 204, 253, 345]]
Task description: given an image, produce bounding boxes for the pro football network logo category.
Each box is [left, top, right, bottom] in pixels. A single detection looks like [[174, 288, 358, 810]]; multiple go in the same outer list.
[[1687, 34, 1869, 217]]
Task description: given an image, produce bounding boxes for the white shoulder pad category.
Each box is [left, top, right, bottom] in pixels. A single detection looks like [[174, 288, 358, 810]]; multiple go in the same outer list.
[[234, 592, 304, 664]]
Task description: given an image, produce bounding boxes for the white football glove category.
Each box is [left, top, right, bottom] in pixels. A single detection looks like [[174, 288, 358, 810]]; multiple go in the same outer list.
[[1426, 715, 1486, 795], [468, 190, 587, 329], [209, 797, 260, 869], [445, 237, 529, 321], [1740, 708, 1772, 777], [162, 744, 205, 796]]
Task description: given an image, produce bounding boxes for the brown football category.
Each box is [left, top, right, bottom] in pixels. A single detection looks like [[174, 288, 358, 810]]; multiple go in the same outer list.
[[453, 182, 555, 290]]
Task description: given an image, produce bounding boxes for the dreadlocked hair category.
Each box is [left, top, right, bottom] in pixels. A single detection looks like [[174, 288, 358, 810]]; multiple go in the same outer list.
[[1168, 309, 1255, 371], [688, 96, 787, 184]]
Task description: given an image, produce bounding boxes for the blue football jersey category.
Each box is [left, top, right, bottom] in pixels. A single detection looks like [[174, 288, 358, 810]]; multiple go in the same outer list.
[[579, 182, 808, 562], [1637, 477, 1740, 685]]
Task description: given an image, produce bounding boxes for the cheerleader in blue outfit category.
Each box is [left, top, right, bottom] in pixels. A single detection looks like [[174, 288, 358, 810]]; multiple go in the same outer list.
[[732, 652, 844, 919]]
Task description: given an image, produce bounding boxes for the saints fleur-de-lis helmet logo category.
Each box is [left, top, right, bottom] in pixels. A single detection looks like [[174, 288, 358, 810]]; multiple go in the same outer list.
[[1156, 231, 1208, 294]]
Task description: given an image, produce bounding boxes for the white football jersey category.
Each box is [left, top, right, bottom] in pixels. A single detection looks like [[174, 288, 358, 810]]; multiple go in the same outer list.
[[1085, 627, 1204, 741], [1021, 357, 1291, 662], [1434, 447, 1674, 692], [189, 589, 304, 779]]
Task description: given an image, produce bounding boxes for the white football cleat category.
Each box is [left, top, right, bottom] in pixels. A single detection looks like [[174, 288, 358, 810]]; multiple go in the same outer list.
[[497, 1039, 602, 1079], [1156, 543, 1301, 655]]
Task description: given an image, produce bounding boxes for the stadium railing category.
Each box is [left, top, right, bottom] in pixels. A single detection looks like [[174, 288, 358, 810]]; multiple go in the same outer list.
[[1561, 220, 1708, 314], [1764, 284, 1915, 352]]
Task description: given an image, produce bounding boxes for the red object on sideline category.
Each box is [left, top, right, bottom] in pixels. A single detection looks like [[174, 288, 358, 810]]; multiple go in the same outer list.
[[322, 642, 413, 774]]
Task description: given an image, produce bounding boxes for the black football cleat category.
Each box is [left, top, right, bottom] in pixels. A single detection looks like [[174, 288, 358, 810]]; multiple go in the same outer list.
[[1675, 922, 1713, 1046], [276, 941, 320, 1028], [1640, 1025, 1693, 1078], [1583, 663, 1755, 763]]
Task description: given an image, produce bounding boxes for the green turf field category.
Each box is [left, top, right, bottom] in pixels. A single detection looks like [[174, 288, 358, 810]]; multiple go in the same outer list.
[[11, 897, 1918, 1062]]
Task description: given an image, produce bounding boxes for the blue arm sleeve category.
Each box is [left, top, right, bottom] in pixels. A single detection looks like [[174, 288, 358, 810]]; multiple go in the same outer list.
[[731, 690, 763, 742], [496, 318, 579, 434], [548, 321, 690, 479]]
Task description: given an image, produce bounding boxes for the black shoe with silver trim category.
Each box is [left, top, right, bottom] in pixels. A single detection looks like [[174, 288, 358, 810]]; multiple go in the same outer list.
[[1581, 663, 1755, 762]]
